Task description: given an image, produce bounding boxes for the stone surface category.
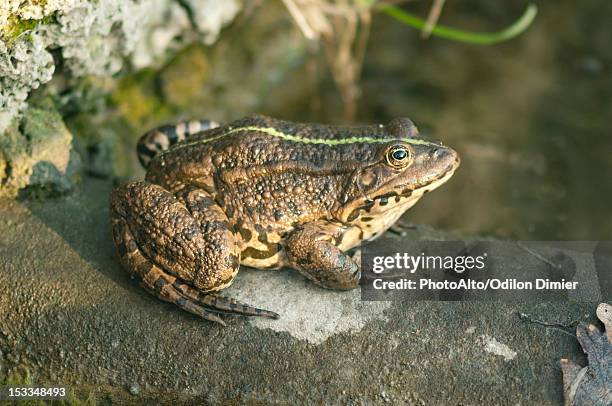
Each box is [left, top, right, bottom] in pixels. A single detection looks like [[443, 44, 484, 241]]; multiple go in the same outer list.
[[0, 176, 596, 403]]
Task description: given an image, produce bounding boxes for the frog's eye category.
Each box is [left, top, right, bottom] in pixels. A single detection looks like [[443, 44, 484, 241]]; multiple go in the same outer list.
[[386, 145, 413, 168]]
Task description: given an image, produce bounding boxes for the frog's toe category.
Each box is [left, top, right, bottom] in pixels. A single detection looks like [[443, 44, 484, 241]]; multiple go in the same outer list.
[[172, 282, 280, 319], [141, 265, 228, 326]]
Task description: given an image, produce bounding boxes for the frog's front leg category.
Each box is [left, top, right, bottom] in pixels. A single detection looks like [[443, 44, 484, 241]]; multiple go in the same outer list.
[[284, 221, 361, 289], [109, 181, 278, 325]]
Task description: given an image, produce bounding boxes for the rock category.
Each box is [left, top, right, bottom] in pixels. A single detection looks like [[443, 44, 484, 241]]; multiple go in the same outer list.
[[0, 176, 594, 403], [0, 0, 241, 132], [160, 44, 211, 109], [185, 0, 241, 45], [0, 98, 81, 197], [0, 31, 54, 133], [128, 382, 140, 395]]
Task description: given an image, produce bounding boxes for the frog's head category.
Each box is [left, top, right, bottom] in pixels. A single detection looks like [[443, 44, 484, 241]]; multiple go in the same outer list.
[[334, 118, 460, 224]]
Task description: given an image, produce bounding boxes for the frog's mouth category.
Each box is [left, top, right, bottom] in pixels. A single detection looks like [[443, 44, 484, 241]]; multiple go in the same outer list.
[[395, 156, 460, 198], [339, 156, 459, 223]]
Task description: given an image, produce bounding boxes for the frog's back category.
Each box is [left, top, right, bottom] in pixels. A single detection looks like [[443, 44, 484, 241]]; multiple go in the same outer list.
[[143, 114, 423, 195], [146, 116, 384, 186]]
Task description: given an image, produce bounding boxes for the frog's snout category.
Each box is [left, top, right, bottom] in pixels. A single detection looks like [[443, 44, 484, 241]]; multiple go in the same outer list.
[[431, 146, 460, 172]]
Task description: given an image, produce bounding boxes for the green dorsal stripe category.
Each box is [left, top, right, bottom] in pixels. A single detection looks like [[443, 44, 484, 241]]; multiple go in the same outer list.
[[164, 125, 438, 153]]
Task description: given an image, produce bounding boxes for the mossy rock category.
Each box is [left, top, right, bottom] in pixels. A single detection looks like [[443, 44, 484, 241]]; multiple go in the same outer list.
[[0, 98, 81, 198], [112, 69, 172, 131], [159, 44, 211, 109]]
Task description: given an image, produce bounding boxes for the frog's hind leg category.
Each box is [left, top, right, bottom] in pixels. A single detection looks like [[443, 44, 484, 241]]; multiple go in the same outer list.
[[137, 119, 220, 168], [111, 214, 227, 325], [110, 181, 278, 325]]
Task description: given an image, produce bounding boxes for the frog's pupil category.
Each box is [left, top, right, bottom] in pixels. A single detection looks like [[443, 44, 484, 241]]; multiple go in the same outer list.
[[392, 149, 407, 160]]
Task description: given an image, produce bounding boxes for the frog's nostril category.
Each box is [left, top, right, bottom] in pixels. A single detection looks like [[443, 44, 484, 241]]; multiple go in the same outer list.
[[431, 148, 459, 168], [431, 148, 443, 158]]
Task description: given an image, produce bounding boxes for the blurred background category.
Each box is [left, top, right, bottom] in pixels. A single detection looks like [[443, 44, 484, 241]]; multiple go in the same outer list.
[[1, 0, 610, 240]]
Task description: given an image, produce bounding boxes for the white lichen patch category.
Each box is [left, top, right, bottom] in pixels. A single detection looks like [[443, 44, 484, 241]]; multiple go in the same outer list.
[[226, 269, 391, 345], [0, 0, 241, 133], [478, 335, 517, 361]]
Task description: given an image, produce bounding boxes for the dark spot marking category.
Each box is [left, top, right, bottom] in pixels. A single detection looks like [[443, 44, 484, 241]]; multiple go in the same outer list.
[[361, 216, 374, 222], [154, 125, 178, 144], [379, 197, 389, 206], [176, 297, 187, 307], [287, 201, 301, 216], [297, 252, 315, 267], [274, 209, 284, 221], [362, 200, 375, 212], [230, 254, 240, 270], [195, 196, 215, 210], [116, 238, 128, 257], [154, 277, 166, 292], [377, 191, 398, 200], [347, 209, 360, 222], [137, 142, 156, 158], [241, 243, 281, 259], [336, 231, 345, 245], [254, 224, 269, 244], [240, 227, 252, 242]]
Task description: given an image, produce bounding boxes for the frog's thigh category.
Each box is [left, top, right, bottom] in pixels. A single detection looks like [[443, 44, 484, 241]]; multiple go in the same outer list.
[[110, 181, 239, 291], [284, 221, 360, 290]]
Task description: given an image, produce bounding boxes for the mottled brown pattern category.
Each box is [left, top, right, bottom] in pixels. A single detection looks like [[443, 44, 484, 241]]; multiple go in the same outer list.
[[110, 115, 459, 325]]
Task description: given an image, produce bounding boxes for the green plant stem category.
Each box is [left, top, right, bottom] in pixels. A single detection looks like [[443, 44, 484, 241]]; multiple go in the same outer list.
[[380, 3, 538, 45]]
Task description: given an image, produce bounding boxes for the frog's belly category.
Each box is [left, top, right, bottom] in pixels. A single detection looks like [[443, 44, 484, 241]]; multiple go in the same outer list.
[[237, 227, 287, 270]]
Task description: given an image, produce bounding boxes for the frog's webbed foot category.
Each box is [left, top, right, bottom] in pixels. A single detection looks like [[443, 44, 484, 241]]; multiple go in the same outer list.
[[285, 221, 360, 290], [110, 181, 278, 325]]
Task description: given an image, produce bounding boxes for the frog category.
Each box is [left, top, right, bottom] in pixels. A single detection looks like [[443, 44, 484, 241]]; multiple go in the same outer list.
[[109, 115, 460, 325]]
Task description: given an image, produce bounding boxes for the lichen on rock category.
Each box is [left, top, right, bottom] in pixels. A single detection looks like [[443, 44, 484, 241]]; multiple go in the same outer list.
[[0, 0, 241, 133], [0, 31, 55, 134]]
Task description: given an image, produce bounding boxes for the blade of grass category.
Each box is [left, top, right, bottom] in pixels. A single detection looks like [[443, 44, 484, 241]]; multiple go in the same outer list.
[[380, 3, 538, 45]]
